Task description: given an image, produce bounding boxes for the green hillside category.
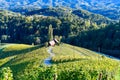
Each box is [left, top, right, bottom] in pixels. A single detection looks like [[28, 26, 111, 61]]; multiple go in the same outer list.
[[0, 0, 119, 20], [0, 43, 120, 80], [0, 8, 115, 45]]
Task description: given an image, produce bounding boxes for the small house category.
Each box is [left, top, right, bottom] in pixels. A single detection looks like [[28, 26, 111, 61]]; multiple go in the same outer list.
[[48, 39, 59, 47]]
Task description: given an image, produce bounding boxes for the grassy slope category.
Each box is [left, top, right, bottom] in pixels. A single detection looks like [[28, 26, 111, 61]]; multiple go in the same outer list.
[[52, 44, 120, 79], [0, 43, 120, 79], [0, 44, 49, 79], [52, 43, 119, 65]]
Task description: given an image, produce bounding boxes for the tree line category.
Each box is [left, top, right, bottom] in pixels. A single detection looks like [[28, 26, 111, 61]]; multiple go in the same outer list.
[[64, 22, 120, 53], [0, 8, 110, 44], [0, 8, 119, 51]]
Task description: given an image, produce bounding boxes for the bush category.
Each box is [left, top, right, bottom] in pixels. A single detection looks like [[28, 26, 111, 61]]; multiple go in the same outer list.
[[0, 67, 13, 80]]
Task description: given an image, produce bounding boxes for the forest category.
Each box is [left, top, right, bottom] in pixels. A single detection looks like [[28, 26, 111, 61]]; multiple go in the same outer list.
[[0, 7, 120, 56], [0, 6, 120, 80]]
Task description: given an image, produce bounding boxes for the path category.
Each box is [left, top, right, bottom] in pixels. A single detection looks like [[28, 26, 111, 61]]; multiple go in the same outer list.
[[44, 47, 55, 65], [68, 45, 120, 60]]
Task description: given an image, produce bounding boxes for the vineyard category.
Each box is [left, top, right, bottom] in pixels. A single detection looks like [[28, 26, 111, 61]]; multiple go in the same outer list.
[[0, 43, 120, 80]]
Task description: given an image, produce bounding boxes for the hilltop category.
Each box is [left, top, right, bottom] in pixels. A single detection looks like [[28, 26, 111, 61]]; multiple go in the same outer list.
[[0, 43, 120, 80]]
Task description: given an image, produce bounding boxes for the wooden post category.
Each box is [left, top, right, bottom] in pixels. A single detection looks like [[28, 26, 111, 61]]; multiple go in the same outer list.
[[106, 74, 108, 80], [98, 73, 102, 80], [54, 73, 57, 80]]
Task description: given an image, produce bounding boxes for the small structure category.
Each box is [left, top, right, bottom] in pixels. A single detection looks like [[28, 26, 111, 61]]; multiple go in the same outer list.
[[48, 39, 59, 47]]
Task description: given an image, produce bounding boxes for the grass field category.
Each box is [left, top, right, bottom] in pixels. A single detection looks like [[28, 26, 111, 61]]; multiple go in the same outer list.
[[0, 43, 120, 80]]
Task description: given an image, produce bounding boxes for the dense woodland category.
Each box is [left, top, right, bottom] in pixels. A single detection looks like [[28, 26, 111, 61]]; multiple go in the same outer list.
[[1, 0, 120, 20], [65, 22, 120, 50], [0, 7, 120, 54]]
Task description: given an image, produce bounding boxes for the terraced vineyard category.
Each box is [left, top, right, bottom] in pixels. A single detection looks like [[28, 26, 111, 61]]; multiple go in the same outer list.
[[52, 44, 120, 80], [0, 43, 120, 80]]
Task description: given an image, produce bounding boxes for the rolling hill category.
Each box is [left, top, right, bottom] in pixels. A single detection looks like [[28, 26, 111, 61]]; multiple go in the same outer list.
[[0, 0, 120, 79], [0, 0, 120, 20], [0, 43, 120, 80], [25, 7, 114, 24], [0, 9, 114, 44]]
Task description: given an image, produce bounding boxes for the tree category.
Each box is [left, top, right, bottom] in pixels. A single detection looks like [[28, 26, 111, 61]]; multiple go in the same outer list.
[[48, 24, 53, 41], [35, 37, 41, 44], [112, 39, 120, 49]]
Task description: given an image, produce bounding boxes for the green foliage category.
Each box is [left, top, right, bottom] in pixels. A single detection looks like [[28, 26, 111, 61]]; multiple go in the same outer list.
[[0, 44, 49, 80], [51, 44, 120, 80], [16, 65, 57, 80], [0, 7, 119, 80], [0, 43, 120, 80], [0, 8, 113, 45], [0, 0, 120, 20], [38, 65, 57, 80], [0, 44, 33, 58], [63, 22, 120, 54], [0, 67, 13, 80], [57, 67, 92, 80]]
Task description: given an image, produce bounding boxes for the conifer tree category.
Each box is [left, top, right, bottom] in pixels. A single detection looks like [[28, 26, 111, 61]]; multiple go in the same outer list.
[[48, 24, 53, 41]]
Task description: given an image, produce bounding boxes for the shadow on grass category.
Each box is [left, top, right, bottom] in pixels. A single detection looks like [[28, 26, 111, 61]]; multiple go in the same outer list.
[[10, 61, 30, 79], [1, 61, 30, 79], [0, 44, 44, 59]]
